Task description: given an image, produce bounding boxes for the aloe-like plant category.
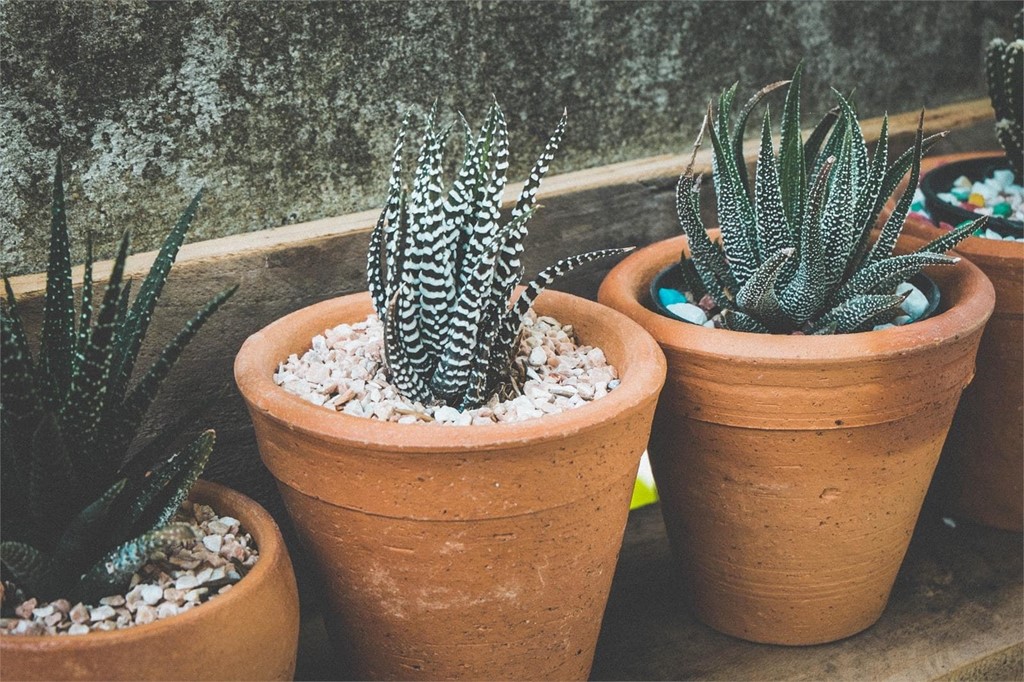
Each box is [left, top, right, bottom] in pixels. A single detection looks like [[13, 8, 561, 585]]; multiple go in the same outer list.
[[986, 9, 1023, 182], [673, 67, 985, 335], [367, 101, 628, 410], [0, 159, 238, 604]]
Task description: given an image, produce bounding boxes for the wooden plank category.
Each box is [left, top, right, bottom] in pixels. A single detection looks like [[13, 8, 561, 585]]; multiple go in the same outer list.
[[586, 502, 1023, 681]]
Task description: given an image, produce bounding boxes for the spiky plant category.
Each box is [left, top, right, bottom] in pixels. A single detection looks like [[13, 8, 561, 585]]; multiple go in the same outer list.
[[0, 159, 238, 604], [986, 9, 1023, 182], [673, 67, 985, 335], [367, 101, 628, 410]]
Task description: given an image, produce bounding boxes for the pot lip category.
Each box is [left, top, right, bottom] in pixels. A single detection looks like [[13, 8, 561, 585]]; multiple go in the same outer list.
[[907, 150, 1024, 260], [233, 289, 667, 453], [0, 480, 288, 652], [598, 233, 995, 363]]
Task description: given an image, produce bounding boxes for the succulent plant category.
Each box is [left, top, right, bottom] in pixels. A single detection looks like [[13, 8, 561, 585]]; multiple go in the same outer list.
[[0, 159, 237, 604], [986, 9, 1023, 182], [367, 101, 628, 410], [673, 67, 984, 335]]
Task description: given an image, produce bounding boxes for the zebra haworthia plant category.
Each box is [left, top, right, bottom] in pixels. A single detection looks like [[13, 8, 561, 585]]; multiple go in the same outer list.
[[367, 101, 628, 410], [0, 159, 237, 603], [986, 9, 1023, 182], [673, 67, 985, 335]]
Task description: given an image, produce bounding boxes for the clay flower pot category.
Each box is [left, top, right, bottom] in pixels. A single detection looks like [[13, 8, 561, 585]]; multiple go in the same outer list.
[[0, 480, 301, 681], [885, 151, 1023, 532], [234, 290, 665, 680], [598, 234, 994, 645]]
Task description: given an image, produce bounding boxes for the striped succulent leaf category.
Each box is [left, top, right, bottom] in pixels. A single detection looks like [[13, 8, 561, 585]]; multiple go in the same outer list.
[[40, 156, 76, 395], [673, 71, 973, 334], [809, 293, 909, 335], [484, 247, 633, 399], [368, 102, 628, 409], [73, 524, 197, 603], [0, 160, 233, 602], [675, 130, 737, 308], [986, 10, 1023, 181]]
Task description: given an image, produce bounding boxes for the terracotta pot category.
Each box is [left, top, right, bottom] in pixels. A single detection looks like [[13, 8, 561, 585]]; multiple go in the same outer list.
[[885, 151, 1023, 532], [598, 234, 994, 645], [234, 290, 666, 680], [0, 480, 300, 681]]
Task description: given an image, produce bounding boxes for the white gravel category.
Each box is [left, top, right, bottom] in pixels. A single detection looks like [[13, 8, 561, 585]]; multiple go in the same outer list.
[[1, 502, 258, 637], [274, 311, 620, 424]]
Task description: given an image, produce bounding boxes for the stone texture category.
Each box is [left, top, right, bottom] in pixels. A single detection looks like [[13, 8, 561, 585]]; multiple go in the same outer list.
[[1, 0, 1018, 275]]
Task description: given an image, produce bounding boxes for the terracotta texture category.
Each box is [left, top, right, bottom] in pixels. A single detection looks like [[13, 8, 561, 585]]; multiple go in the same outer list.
[[0, 480, 300, 681], [886, 151, 1023, 532], [234, 290, 666, 680], [598, 234, 995, 645]]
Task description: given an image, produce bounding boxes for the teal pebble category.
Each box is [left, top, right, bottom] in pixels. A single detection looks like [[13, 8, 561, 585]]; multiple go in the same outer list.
[[993, 202, 1012, 217], [951, 188, 970, 201], [658, 288, 688, 306]]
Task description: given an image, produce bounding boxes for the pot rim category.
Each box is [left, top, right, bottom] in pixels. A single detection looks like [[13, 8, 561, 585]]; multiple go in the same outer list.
[[0, 480, 288, 653], [598, 232, 995, 363], [233, 289, 667, 453], [902, 151, 1024, 260]]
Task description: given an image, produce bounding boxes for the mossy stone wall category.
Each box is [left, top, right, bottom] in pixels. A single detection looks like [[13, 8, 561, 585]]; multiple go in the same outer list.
[[2, 0, 1018, 275]]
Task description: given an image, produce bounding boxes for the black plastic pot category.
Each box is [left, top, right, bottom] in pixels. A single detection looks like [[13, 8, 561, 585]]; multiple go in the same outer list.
[[649, 264, 941, 328], [919, 155, 1023, 236]]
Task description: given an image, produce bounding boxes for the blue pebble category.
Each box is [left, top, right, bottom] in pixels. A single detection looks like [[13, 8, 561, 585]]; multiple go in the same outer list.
[[658, 288, 688, 307], [659, 287, 688, 305]]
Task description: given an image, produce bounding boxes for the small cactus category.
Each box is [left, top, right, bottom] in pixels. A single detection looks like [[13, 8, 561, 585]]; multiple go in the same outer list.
[[986, 9, 1023, 182], [367, 101, 628, 409], [672, 67, 983, 335], [1, 159, 236, 603]]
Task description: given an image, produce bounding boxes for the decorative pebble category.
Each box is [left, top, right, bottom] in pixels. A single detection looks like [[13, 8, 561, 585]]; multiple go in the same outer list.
[[897, 282, 929, 321], [202, 535, 223, 553], [69, 603, 90, 624], [658, 287, 688, 306], [275, 311, 619, 425], [31, 605, 54, 619], [928, 173, 1024, 242], [2, 502, 258, 638], [665, 302, 708, 326], [88, 606, 116, 622], [139, 584, 163, 606], [174, 574, 200, 591]]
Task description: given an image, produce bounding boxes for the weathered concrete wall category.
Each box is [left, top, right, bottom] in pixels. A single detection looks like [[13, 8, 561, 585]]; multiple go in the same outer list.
[[1, 0, 1018, 275]]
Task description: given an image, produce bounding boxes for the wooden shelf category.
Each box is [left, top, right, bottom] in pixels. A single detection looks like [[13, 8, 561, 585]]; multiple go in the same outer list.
[[590, 501, 1022, 681], [294, 499, 1022, 681]]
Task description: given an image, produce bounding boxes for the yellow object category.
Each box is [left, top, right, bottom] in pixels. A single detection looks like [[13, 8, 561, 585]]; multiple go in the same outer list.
[[968, 193, 986, 207], [630, 452, 659, 509]]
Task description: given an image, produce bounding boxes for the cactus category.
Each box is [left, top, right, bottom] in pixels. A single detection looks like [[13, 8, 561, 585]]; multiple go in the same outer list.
[[0, 159, 237, 603], [986, 9, 1023, 182], [673, 67, 983, 335], [367, 101, 628, 410]]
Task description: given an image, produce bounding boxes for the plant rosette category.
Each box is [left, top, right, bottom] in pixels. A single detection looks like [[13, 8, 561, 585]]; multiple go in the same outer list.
[[598, 233, 994, 645], [884, 151, 1024, 532], [0, 481, 300, 681], [234, 290, 665, 680]]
